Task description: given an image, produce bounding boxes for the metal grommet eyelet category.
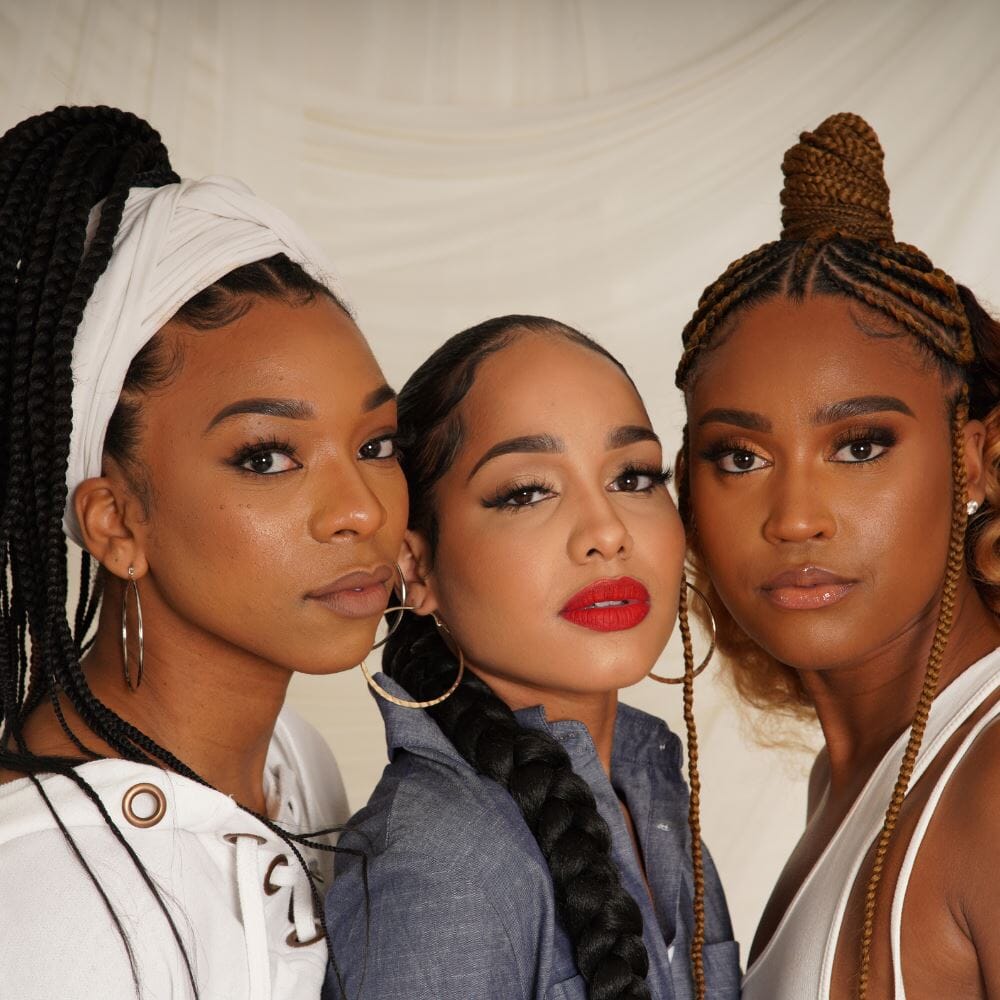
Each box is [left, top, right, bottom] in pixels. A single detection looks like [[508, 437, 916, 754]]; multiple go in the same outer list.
[[263, 854, 289, 896], [286, 925, 325, 948], [222, 832, 268, 846], [122, 783, 167, 828]]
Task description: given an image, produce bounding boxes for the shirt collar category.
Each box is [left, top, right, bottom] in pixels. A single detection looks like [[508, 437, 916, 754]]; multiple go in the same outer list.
[[374, 672, 679, 773]]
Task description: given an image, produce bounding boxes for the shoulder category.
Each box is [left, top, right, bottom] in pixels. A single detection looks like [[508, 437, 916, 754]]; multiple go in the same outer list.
[[0, 770, 181, 998], [341, 747, 550, 884], [325, 749, 558, 995]]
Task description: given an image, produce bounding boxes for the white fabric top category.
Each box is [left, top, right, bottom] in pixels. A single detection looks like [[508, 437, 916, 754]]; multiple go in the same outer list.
[[64, 176, 334, 545], [0, 706, 348, 1000], [742, 645, 1000, 1000]]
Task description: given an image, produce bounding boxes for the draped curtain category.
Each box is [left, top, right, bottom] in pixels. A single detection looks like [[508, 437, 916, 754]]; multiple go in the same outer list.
[[3, 0, 999, 949]]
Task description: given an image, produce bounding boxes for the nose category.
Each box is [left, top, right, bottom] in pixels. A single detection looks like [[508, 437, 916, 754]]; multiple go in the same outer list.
[[308, 459, 387, 543], [567, 491, 634, 564], [762, 467, 836, 545]]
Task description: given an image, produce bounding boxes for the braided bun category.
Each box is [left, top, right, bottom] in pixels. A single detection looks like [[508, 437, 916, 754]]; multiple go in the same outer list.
[[780, 112, 894, 244]]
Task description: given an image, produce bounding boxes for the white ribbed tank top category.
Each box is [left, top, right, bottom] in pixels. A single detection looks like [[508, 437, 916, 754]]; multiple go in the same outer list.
[[742, 646, 1000, 1000]]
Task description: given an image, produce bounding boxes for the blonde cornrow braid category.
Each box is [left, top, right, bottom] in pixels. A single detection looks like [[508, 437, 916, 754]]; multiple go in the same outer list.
[[675, 113, 983, 997], [780, 112, 893, 244], [675, 244, 794, 388], [677, 578, 706, 1000], [822, 254, 967, 351], [856, 387, 970, 999]]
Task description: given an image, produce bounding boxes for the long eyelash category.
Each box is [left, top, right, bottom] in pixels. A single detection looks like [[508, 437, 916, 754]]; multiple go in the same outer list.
[[227, 436, 297, 469], [618, 462, 673, 487], [697, 436, 761, 462], [831, 425, 898, 451], [481, 478, 555, 510]]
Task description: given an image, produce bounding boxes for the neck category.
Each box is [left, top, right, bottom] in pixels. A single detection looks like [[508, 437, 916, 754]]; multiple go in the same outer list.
[[476, 669, 620, 774], [799, 577, 1000, 792], [47, 591, 290, 814]]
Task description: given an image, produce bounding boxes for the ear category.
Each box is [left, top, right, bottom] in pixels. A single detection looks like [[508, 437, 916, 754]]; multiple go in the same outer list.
[[73, 475, 148, 581], [397, 530, 439, 617], [963, 417, 987, 506]]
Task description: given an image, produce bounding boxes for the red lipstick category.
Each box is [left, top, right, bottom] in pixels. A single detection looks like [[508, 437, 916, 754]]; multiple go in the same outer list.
[[760, 566, 856, 610], [306, 565, 393, 619], [560, 577, 651, 632]]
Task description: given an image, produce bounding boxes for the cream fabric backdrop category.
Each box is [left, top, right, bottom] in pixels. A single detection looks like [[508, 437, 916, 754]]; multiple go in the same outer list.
[[4, 0, 1000, 957]]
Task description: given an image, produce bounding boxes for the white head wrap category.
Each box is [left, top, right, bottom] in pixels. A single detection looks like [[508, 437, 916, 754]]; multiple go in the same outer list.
[[64, 176, 335, 545]]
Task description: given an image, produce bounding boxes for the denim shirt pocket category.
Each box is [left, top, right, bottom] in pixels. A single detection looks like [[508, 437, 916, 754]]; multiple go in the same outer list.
[[546, 973, 587, 999]]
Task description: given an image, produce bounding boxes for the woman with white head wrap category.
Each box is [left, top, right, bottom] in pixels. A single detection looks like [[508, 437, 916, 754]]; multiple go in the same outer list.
[[0, 106, 408, 999]]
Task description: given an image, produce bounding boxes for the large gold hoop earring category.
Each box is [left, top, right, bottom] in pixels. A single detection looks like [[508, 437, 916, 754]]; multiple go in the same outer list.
[[648, 581, 716, 685], [121, 566, 144, 691], [361, 613, 465, 709], [368, 564, 410, 652]]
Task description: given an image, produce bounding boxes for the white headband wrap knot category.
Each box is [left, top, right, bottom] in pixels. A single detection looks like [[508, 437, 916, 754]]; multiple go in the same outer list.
[[65, 175, 334, 545]]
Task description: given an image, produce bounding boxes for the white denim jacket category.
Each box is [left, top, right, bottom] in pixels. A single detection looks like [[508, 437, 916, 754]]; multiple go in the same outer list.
[[0, 707, 347, 1000]]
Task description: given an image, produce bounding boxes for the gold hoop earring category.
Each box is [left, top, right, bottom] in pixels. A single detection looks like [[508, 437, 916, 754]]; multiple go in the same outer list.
[[121, 566, 144, 691], [648, 581, 716, 685], [368, 564, 410, 652], [361, 613, 465, 709]]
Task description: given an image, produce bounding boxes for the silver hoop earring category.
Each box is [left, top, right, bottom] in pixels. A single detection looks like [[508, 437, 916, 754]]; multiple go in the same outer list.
[[361, 613, 465, 709], [121, 566, 144, 691], [369, 564, 411, 652], [648, 581, 716, 685], [967, 499, 981, 517]]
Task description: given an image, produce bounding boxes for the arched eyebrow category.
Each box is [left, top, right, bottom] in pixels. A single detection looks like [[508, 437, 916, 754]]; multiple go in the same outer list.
[[812, 395, 914, 424], [467, 425, 659, 482], [696, 397, 914, 434], [467, 434, 562, 481], [205, 384, 395, 434], [205, 397, 314, 432], [697, 408, 771, 432], [363, 384, 397, 413], [607, 425, 659, 449]]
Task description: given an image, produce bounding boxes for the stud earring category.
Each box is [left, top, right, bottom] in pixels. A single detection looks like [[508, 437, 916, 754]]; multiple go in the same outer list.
[[968, 499, 981, 517]]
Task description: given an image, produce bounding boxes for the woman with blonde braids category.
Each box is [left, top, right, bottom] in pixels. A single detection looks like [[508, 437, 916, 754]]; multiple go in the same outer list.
[[677, 111, 1000, 998]]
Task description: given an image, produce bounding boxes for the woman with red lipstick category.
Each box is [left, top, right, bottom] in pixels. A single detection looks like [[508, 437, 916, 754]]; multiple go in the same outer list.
[[324, 316, 740, 1000], [0, 108, 407, 999], [678, 113, 1000, 999]]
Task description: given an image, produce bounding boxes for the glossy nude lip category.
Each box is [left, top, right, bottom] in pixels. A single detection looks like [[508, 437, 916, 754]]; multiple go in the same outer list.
[[760, 566, 856, 610], [559, 577, 651, 632], [305, 565, 393, 619]]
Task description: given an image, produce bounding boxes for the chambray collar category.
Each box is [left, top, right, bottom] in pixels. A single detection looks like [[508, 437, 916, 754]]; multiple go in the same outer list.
[[371, 671, 679, 774]]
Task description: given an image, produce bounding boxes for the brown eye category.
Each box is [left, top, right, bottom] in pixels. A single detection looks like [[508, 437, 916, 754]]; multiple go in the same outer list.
[[831, 436, 892, 463], [718, 449, 767, 474], [358, 435, 397, 461], [240, 450, 299, 475], [506, 487, 546, 507]]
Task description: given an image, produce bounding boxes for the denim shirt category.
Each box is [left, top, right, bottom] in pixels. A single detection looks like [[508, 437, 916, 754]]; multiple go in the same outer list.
[[323, 674, 740, 1000]]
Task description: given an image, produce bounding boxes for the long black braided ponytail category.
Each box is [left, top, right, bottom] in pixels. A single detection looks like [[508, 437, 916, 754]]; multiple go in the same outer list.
[[0, 106, 354, 998], [382, 315, 653, 1000]]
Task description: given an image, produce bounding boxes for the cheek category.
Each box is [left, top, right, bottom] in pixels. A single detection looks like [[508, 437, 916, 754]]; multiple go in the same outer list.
[[377, 470, 410, 552], [146, 471, 309, 608], [689, 471, 748, 586], [433, 518, 548, 638], [641, 501, 686, 573]]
